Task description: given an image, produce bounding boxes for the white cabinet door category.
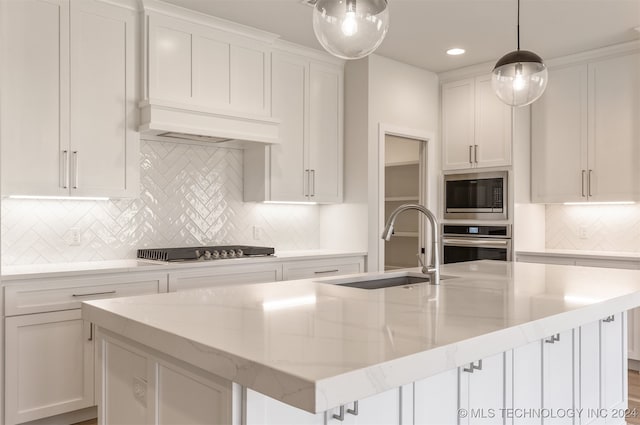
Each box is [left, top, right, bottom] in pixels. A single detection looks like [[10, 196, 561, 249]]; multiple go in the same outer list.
[[169, 263, 282, 292], [0, 0, 70, 197], [442, 78, 475, 170], [459, 352, 506, 425], [629, 308, 640, 361], [588, 53, 640, 202], [5, 310, 93, 425], [512, 340, 543, 425], [283, 257, 364, 281], [474, 76, 512, 168], [542, 330, 575, 425], [600, 313, 626, 419], [308, 62, 343, 203], [269, 52, 308, 202], [531, 63, 588, 203], [245, 389, 325, 425], [70, 0, 138, 198], [579, 320, 601, 425], [414, 368, 458, 425]]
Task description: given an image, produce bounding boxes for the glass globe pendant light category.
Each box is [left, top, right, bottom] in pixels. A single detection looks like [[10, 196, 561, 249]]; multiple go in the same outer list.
[[492, 0, 548, 107], [313, 0, 389, 60]]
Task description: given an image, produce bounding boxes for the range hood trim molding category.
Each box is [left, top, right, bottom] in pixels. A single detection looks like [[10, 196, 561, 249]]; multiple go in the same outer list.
[[139, 99, 281, 146]]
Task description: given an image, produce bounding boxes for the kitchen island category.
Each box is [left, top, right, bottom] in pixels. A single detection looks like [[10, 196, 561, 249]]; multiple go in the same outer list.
[[82, 260, 640, 424]]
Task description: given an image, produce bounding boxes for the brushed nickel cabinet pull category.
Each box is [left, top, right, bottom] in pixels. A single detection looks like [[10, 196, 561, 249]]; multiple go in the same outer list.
[[463, 360, 482, 372], [347, 401, 359, 416], [603, 315, 615, 323], [545, 333, 561, 344], [332, 405, 345, 421], [310, 169, 316, 197], [469, 145, 473, 164], [72, 151, 79, 189], [62, 150, 69, 189], [314, 269, 339, 274], [72, 290, 117, 298], [581, 170, 586, 197], [88, 323, 93, 341], [588, 169, 593, 197], [474, 145, 478, 164]]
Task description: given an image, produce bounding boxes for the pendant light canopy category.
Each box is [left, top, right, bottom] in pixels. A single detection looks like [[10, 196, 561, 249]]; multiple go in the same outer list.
[[491, 0, 548, 107], [313, 0, 389, 60]]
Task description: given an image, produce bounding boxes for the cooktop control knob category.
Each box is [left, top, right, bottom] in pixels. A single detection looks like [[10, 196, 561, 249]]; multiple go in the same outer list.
[[211, 250, 220, 259], [228, 250, 236, 258], [220, 250, 228, 258], [204, 250, 212, 260], [236, 249, 243, 257]]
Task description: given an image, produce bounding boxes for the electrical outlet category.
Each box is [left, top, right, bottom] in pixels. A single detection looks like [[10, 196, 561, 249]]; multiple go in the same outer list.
[[69, 228, 81, 246], [578, 225, 588, 239], [253, 225, 262, 241]]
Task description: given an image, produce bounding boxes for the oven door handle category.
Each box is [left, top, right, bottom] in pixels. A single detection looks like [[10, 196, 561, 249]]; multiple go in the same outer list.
[[442, 238, 510, 247]]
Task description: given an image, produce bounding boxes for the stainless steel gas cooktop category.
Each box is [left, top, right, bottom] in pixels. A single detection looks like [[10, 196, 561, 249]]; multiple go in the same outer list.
[[137, 245, 275, 262]]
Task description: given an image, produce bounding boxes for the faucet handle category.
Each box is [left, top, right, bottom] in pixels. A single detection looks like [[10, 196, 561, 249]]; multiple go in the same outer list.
[[416, 252, 428, 274]]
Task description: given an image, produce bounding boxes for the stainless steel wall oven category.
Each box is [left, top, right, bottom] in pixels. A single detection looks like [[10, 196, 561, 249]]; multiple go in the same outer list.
[[442, 224, 512, 264]]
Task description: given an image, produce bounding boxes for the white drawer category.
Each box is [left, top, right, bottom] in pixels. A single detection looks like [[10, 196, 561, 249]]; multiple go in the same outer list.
[[282, 256, 364, 281], [169, 263, 282, 292], [4, 273, 167, 316]]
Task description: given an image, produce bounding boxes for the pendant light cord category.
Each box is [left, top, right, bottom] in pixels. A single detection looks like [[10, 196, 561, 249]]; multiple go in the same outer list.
[[517, 0, 520, 50]]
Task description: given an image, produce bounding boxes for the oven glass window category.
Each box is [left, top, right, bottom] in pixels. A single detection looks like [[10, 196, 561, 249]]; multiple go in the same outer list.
[[446, 177, 504, 210], [443, 245, 507, 264]]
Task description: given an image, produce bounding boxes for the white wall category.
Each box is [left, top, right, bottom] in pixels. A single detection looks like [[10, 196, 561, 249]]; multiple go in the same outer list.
[[321, 55, 439, 271]]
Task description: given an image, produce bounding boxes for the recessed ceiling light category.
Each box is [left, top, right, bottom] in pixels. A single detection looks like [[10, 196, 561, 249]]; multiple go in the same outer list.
[[446, 48, 466, 56]]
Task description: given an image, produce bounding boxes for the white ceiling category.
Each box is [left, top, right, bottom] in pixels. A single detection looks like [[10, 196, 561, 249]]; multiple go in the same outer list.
[[163, 0, 640, 73]]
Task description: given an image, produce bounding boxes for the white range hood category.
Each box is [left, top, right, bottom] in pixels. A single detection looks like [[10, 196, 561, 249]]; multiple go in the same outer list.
[[139, 100, 281, 148]]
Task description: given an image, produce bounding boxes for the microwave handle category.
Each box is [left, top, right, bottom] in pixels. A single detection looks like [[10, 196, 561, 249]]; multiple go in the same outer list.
[[442, 238, 509, 247]]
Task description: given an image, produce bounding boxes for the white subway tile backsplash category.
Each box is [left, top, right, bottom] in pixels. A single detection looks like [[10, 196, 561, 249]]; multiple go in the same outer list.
[[546, 204, 640, 252], [1, 140, 320, 266]]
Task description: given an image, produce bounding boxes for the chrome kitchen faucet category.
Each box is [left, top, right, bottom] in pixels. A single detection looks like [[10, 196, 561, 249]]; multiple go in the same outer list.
[[381, 203, 440, 284]]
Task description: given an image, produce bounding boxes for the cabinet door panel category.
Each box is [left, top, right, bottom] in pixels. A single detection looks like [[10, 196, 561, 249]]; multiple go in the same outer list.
[[193, 35, 230, 107], [601, 313, 626, 415], [580, 321, 601, 425], [513, 341, 542, 425], [283, 257, 363, 281], [531, 64, 587, 203], [245, 389, 325, 425], [230, 45, 268, 114], [149, 22, 192, 102], [309, 62, 343, 203], [442, 79, 474, 170], [414, 368, 458, 425], [70, 0, 138, 197], [460, 352, 505, 425], [1, 0, 69, 196], [588, 53, 640, 202], [5, 310, 93, 425], [270, 53, 308, 202], [169, 264, 282, 292], [474, 76, 512, 168], [629, 308, 640, 361], [542, 329, 575, 425]]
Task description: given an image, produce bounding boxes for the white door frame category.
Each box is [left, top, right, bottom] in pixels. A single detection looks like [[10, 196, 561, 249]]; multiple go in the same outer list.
[[376, 123, 437, 272]]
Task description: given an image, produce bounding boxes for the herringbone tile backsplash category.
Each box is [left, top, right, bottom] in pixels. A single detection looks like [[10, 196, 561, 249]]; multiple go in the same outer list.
[[1, 140, 320, 266], [546, 204, 640, 252]]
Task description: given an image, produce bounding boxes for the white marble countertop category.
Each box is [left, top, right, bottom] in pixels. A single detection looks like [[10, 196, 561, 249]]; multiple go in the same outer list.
[[516, 249, 640, 262], [1, 250, 367, 280], [82, 260, 640, 413]]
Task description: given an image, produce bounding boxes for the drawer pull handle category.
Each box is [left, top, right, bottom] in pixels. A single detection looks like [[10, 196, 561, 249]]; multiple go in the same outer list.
[[332, 405, 345, 421], [545, 333, 561, 344], [603, 315, 615, 323], [315, 269, 339, 274], [347, 401, 359, 416], [463, 359, 482, 373], [72, 290, 117, 298]]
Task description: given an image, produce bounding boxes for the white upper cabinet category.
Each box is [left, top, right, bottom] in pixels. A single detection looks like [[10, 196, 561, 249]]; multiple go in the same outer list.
[[244, 47, 344, 204], [532, 49, 640, 203], [1, 0, 139, 198], [146, 13, 271, 116], [442, 75, 512, 170]]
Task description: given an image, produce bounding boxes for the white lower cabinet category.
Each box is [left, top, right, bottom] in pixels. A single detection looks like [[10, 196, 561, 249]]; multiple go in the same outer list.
[[512, 341, 543, 425], [283, 257, 364, 280], [543, 329, 576, 425], [459, 352, 506, 425], [245, 389, 325, 425], [3, 272, 166, 425], [169, 263, 283, 292], [414, 369, 458, 425], [5, 310, 93, 425]]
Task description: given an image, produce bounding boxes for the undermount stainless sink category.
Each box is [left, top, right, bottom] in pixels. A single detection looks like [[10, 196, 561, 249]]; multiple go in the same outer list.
[[321, 273, 455, 290]]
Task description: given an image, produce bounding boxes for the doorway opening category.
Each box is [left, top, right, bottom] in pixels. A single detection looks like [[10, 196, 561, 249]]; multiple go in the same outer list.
[[383, 134, 428, 271]]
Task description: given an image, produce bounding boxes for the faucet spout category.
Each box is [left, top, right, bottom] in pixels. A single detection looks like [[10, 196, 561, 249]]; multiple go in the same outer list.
[[381, 203, 440, 284]]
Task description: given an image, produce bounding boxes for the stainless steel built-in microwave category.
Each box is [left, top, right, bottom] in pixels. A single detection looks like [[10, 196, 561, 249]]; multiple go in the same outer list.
[[444, 171, 508, 220]]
